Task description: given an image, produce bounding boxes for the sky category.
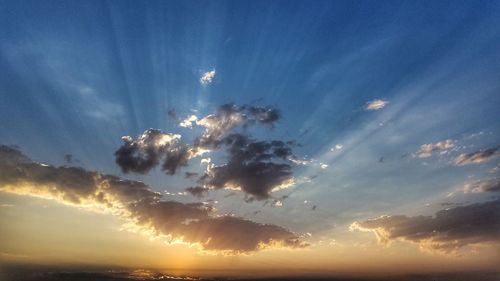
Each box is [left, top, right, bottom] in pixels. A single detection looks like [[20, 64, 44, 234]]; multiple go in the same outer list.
[[0, 0, 499, 277]]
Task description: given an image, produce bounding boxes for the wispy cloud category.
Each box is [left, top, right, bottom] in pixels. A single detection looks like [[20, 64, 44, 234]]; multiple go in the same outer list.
[[200, 70, 216, 85]]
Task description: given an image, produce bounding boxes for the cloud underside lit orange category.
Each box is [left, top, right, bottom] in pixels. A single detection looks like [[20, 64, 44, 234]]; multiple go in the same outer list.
[[0, 145, 306, 254]]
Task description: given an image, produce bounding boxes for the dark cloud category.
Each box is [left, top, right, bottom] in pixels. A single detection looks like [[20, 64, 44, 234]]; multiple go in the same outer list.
[[245, 105, 281, 125], [115, 129, 182, 174], [64, 154, 73, 164], [194, 104, 281, 151], [464, 178, 500, 193], [0, 145, 306, 253], [185, 186, 210, 198], [114, 129, 196, 176], [184, 172, 199, 179], [454, 147, 499, 166], [177, 216, 305, 252], [0, 145, 160, 206], [199, 134, 296, 200], [167, 109, 177, 120], [130, 199, 304, 252], [351, 199, 500, 253], [161, 145, 191, 175], [116, 104, 285, 174], [114, 104, 301, 201]]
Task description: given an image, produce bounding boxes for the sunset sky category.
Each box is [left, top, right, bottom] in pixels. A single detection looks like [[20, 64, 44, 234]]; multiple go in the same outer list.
[[0, 0, 499, 278]]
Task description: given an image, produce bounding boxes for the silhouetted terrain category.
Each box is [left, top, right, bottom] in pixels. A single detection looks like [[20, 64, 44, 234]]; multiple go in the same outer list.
[[1, 265, 498, 281]]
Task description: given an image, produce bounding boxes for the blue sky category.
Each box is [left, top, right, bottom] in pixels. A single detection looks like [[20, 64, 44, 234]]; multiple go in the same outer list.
[[0, 0, 499, 269]]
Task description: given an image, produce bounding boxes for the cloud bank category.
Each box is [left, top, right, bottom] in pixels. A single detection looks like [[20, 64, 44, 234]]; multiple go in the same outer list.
[[350, 200, 500, 254], [0, 145, 306, 253]]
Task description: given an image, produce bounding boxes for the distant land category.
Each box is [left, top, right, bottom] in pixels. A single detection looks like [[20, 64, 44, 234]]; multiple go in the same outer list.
[[1, 265, 498, 281]]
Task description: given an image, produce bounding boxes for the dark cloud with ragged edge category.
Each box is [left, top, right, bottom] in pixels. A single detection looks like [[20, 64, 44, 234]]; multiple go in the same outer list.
[[114, 104, 301, 200], [199, 134, 296, 200], [115, 129, 185, 174], [350, 200, 500, 254], [453, 147, 499, 166], [185, 186, 210, 198], [193, 104, 281, 150], [0, 145, 306, 253]]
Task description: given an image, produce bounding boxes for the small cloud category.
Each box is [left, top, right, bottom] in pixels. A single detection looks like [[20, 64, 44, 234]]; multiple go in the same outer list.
[[179, 115, 198, 128], [272, 200, 283, 207], [365, 99, 388, 111], [454, 147, 499, 166], [186, 186, 210, 198], [320, 163, 329, 169], [63, 154, 73, 164], [184, 172, 198, 179], [463, 178, 500, 193], [200, 70, 216, 85], [416, 139, 456, 158]]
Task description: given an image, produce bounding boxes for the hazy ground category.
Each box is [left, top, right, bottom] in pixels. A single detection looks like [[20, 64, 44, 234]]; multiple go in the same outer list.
[[1, 265, 498, 281]]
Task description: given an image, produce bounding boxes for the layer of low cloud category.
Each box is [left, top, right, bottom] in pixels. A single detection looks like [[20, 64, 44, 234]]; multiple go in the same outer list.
[[365, 99, 388, 111], [115, 104, 296, 200], [200, 70, 216, 85], [350, 200, 500, 254], [416, 139, 455, 158], [0, 145, 306, 253], [453, 147, 499, 166], [463, 178, 500, 193]]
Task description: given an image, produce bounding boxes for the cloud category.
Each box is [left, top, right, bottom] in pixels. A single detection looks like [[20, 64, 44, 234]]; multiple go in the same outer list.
[[330, 144, 343, 151], [365, 99, 388, 111], [193, 104, 281, 151], [115, 129, 192, 175], [454, 147, 499, 166], [350, 199, 500, 254], [0, 145, 306, 253], [184, 172, 199, 179], [200, 70, 216, 85], [114, 104, 295, 201], [416, 139, 455, 158], [179, 115, 198, 128], [463, 178, 500, 193], [185, 186, 210, 198], [64, 154, 73, 164], [199, 134, 297, 200]]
